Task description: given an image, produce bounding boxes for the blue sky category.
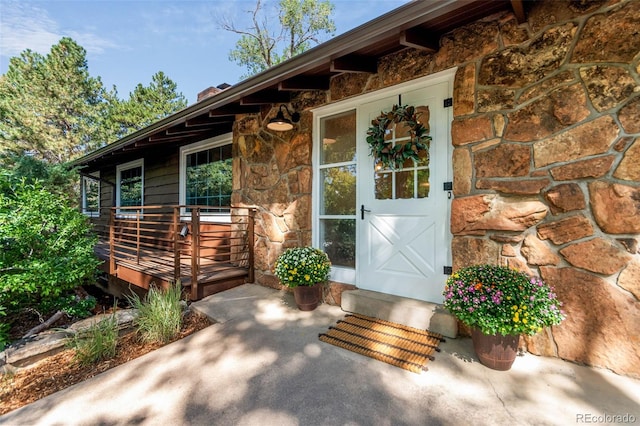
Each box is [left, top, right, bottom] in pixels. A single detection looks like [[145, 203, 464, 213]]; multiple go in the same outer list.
[[0, 0, 409, 105]]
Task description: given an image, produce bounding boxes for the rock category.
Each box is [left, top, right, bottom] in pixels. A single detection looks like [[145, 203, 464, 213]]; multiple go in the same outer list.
[[521, 234, 561, 266], [518, 70, 576, 103], [478, 22, 577, 88], [505, 84, 590, 142], [618, 97, 640, 133], [453, 148, 472, 195], [537, 215, 594, 245], [533, 116, 619, 167], [477, 87, 515, 112], [618, 260, 640, 300], [589, 181, 640, 234], [571, 1, 640, 63], [451, 116, 493, 146], [68, 309, 139, 334], [451, 194, 547, 234], [476, 178, 550, 195], [454, 63, 475, 116], [549, 155, 615, 181], [451, 236, 500, 271], [490, 234, 524, 244], [474, 143, 531, 177], [523, 327, 558, 358], [559, 237, 630, 275], [2, 331, 70, 369], [613, 138, 640, 181], [540, 266, 640, 379], [579, 65, 638, 112], [617, 238, 639, 254], [543, 183, 586, 214]]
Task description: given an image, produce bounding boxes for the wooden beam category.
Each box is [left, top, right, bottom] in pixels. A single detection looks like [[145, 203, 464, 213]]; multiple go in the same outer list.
[[208, 105, 261, 117], [330, 55, 377, 73], [278, 76, 330, 91], [240, 90, 291, 105], [185, 115, 234, 127], [510, 0, 526, 24], [400, 28, 438, 52]]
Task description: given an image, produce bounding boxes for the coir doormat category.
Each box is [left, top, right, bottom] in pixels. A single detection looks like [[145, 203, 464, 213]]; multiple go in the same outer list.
[[319, 314, 445, 374]]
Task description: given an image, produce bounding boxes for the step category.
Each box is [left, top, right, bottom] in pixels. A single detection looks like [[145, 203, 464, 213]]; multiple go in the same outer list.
[[340, 289, 458, 338]]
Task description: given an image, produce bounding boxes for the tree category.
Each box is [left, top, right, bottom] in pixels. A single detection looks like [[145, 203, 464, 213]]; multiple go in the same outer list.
[[108, 71, 188, 139], [223, 0, 335, 78], [0, 38, 114, 163], [0, 39, 188, 164]]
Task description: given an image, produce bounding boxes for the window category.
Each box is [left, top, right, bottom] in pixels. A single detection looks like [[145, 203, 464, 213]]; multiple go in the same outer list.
[[374, 105, 431, 200], [180, 135, 233, 217], [318, 110, 357, 269], [116, 159, 144, 209], [82, 172, 100, 217]]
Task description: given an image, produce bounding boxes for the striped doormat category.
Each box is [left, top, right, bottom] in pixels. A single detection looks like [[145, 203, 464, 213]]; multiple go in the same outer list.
[[319, 313, 445, 374]]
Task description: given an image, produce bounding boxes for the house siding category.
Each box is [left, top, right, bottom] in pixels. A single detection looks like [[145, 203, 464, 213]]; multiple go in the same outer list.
[[232, 0, 640, 378]]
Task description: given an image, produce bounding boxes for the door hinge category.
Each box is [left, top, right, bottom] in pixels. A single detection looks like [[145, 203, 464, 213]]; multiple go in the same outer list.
[[443, 98, 453, 108], [444, 266, 453, 275], [443, 182, 453, 191]]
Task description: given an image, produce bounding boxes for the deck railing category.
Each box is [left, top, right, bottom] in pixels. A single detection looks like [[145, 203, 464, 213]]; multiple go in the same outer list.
[[100, 205, 255, 299]]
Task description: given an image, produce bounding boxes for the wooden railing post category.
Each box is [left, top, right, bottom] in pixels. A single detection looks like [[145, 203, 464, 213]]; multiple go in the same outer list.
[[109, 208, 115, 275], [136, 209, 141, 264], [173, 207, 181, 283], [190, 207, 200, 300], [248, 208, 255, 283]]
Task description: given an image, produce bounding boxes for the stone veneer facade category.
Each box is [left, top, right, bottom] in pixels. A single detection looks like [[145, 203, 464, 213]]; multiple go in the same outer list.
[[232, 0, 640, 378]]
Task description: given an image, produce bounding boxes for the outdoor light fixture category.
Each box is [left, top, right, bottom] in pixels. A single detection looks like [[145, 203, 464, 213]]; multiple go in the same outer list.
[[179, 224, 189, 238], [267, 104, 300, 132]]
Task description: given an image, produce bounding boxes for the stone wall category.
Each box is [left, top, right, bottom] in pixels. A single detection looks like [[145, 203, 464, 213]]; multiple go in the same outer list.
[[232, 0, 640, 377]]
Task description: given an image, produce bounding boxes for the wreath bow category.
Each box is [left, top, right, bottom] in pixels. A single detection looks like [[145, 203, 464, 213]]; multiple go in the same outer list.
[[366, 104, 431, 170]]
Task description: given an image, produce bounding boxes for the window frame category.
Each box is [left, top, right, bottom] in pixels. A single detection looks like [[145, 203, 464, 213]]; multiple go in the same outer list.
[[179, 133, 233, 223], [81, 171, 100, 218], [116, 159, 144, 214]]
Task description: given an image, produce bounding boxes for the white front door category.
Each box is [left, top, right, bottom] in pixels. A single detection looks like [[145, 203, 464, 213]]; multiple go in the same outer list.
[[356, 81, 452, 303]]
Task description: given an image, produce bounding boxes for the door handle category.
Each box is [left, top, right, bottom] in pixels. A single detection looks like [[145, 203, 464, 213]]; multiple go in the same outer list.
[[360, 204, 371, 220]]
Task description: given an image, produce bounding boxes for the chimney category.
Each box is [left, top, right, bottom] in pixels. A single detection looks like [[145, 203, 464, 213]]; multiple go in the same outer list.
[[197, 86, 220, 102], [197, 83, 231, 102]]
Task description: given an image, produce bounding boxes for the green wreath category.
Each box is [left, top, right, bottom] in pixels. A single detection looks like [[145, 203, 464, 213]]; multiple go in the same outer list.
[[366, 104, 431, 170]]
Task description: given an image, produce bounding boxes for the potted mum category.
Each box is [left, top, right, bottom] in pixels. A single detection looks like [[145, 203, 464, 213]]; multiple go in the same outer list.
[[443, 264, 565, 370], [274, 247, 331, 311]]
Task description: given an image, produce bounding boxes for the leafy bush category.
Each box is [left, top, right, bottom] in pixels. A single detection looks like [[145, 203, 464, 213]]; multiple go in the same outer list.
[[0, 173, 100, 316], [273, 247, 331, 287], [443, 264, 565, 336], [69, 313, 118, 365], [127, 283, 184, 344]]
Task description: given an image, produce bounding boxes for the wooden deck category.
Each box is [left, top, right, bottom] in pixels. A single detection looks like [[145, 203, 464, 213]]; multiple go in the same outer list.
[[94, 205, 256, 300]]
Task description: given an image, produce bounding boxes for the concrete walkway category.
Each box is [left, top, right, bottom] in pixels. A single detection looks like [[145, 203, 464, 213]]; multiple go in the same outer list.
[[1, 284, 639, 426]]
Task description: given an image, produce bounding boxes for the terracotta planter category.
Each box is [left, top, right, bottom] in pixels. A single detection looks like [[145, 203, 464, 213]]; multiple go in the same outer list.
[[471, 327, 519, 371], [293, 283, 320, 311]]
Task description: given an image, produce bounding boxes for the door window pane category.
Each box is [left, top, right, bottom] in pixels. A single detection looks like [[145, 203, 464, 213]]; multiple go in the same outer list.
[[374, 104, 430, 200], [321, 111, 356, 164], [320, 165, 356, 215], [320, 219, 355, 268]]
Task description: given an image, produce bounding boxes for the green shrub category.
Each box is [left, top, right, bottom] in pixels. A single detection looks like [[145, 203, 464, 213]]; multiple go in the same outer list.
[[127, 283, 183, 344], [69, 313, 118, 365], [0, 174, 100, 316]]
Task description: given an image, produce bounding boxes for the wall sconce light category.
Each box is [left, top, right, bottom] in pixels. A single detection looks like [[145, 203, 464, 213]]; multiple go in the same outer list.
[[179, 224, 189, 238], [267, 104, 300, 132]]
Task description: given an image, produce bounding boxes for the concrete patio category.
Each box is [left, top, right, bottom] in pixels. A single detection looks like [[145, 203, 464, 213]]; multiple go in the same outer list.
[[1, 284, 638, 425]]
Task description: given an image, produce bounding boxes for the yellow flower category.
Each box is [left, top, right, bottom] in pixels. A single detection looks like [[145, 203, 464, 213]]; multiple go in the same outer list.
[[305, 274, 310, 281]]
